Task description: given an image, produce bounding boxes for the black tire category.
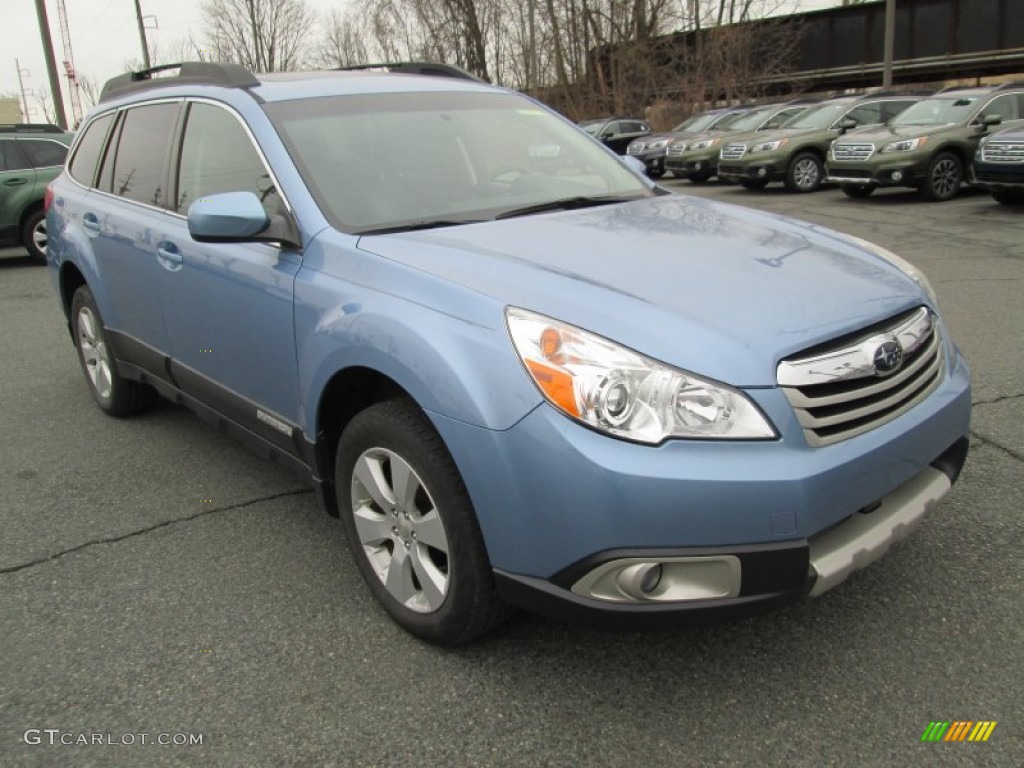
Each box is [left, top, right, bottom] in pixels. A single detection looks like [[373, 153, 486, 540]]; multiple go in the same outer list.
[[840, 184, 875, 198], [647, 167, 664, 179], [689, 172, 712, 184], [784, 152, 823, 193], [740, 179, 768, 191], [70, 285, 157, 416], [920, 152, 962, 202], [992, 189, 1024, 206], [21, 208, 47, 262], [336, 399, 511, 645]]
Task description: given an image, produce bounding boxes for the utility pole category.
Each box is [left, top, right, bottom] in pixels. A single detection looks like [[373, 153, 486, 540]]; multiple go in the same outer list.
[[882, 0, 896, 87], [15, 59, 31, 123], [33, 0, 68, 129], [134, 0, 151, 69]]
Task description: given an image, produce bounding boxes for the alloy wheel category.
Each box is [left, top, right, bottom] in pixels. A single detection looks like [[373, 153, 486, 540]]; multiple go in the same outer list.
[[930, 158, 960, 199], [77, 306, 113, 399]]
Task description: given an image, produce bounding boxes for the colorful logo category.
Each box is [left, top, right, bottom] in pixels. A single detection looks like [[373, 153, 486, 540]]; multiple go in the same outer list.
[[921, 721, 997, 742]]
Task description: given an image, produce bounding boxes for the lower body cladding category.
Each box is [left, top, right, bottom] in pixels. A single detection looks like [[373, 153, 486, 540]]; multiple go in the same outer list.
[[718, 163, 783, 182], [826, 160, 928, 190], [630, 152, 666, 176], [665, 155, 717, 180], [428, 356, 971, 628]]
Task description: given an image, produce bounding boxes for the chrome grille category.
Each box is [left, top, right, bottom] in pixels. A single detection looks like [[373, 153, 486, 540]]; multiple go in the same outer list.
[[666, 142, 687, 157], [627, 143, 645, 155], [720, 143, 747, 161], [778, 307, 944, 447], [981, 141, 1024, 163], [831, 143, 875, 161]]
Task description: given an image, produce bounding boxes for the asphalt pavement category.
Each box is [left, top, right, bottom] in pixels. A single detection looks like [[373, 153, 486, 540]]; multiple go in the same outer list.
[[1, 181, 1021, 767]]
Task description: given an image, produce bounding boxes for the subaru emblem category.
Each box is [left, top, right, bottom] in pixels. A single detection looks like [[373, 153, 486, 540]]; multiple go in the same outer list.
[[873, 340, 903, 376]]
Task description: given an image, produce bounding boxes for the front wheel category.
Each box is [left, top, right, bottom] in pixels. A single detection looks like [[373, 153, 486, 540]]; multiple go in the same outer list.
[[784, 152, 823, 193], [336, 399, 510, 645], [920, 152, 962, 201], [22, 209, 47, 262], [840, 184, 875, 198], [71, 286, 157, 416]]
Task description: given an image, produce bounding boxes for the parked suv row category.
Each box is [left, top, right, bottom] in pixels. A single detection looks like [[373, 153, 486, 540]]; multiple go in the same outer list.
[[48, 62, 970, 644], [1, 123, 74, 260]]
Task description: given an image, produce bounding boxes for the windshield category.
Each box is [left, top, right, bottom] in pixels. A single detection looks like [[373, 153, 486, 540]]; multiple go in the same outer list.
[[671, 113, 720, 133], [579, 120, 604, 135], [722, 107, 776, 131], [266, 92, 651, 233], [891, 97, 978, 126], [782, 104, 847, 129]]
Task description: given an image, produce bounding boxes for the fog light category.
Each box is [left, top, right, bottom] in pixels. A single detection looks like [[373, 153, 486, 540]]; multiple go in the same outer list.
[[757, 167, 767, 178], [694, 162, 703, 171], [891, 170, 903, 182]]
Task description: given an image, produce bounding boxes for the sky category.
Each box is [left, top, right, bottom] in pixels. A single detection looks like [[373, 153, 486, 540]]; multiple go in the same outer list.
[[2, 0, 847, 123]]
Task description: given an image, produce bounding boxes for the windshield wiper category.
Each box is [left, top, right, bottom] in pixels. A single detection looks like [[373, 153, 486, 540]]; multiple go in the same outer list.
[[356, 219, 487, 236], [495, 195, 642, 220]]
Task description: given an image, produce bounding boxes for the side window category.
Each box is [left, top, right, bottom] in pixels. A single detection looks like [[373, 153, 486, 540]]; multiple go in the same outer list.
[[881, 101, 914, 121], [175, 102, 284, 217], [110, 103, 179, 207], [1, 139, 30, 172], [981, 94, 1019, 123], [68, 112, 114, 185], [844, 102, 884, 127], [19, 139, 68, 169], [96, 114, 124, 193], [601, 121, 619, 137]]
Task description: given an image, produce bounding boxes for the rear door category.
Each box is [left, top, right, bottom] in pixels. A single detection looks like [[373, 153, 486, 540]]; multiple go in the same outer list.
[[156, 99, 301, 443], [0, 140, 37, 234]]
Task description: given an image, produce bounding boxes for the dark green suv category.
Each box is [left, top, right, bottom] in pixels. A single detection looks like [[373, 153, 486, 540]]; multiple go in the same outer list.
[[717, 93, 921, 193], [0, 124, 74, 261], [826, 82, 1024, 201]]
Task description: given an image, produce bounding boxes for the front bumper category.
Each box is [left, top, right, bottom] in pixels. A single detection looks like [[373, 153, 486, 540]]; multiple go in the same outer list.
[[970, 159, 1024, 189], [627, 149, 667, 174], [665, 150, 718, 176], [717, 158, 787, 183], [826, 154, 930, 188], [428, 348, 971, 625]]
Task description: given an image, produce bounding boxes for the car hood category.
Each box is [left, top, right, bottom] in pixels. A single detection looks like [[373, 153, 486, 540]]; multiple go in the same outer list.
[[631, 133, 673, 145], [733, 126, 823, 145], [356, 195, 924, 387], [836, 123, 962, 143]]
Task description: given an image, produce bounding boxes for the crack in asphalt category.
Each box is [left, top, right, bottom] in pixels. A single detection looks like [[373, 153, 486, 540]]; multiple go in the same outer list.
[[0, 488, 315, 575], [970, 431, 1024, 465], [972, 393, 1024, 407]]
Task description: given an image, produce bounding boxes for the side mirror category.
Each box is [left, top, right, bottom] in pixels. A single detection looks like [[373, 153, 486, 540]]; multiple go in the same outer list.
[[187, 191, 300, 249], [837, 118, 857, 133], [981, 114, 1003, 127]]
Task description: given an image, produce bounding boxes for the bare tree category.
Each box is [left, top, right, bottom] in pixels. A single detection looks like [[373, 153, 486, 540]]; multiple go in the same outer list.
[[312, 8, 370, 68], [202, 0, 317, 72]]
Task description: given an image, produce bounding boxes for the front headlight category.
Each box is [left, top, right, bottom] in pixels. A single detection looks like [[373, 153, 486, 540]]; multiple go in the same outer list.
[[881, 137, 927, 153], [844, 235, 939, 307], [752, 138, 788, 152], [689, 138, 719, 151], [648, 139, 669, 150], [506, 308, 776, 444]]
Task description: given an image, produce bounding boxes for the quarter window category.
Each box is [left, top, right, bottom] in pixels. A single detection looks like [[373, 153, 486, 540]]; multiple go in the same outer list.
[[68, 113, 114, 185], [19, 139, 68, 169], [175, 102, 283, 216], [109, 103, 179, 207]]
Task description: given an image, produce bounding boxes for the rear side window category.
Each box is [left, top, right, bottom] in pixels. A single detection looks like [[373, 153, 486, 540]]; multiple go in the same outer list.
[[68, 113, 114, 185], [109, 103, 179, 207], [845, 102, 884, 127], [0, 140, 29, 172], [19, 139, 68, 169], [174, 102, 284, 216]]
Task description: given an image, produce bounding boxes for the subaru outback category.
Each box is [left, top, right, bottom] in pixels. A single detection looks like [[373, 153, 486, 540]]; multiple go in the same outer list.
[[1, 123, 74, 261], [629, 106, 752, 178], [971, 124, 1024, 205], [827, 82, 1024, 201], [718, 93, 922, 192], [47, 62, 970, 645]]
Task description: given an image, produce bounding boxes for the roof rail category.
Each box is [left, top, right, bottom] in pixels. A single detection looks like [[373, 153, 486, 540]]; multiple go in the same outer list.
[[993, 79, 1024, 91], [865, 89, 934, 98], [334, 61, 486, 83], [99, 62, 260, 103], [0, 123, 65, 134]]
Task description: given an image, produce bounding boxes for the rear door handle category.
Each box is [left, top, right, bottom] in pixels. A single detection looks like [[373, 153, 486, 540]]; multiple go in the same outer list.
[[2, 178, 28, 187], [156, 241, 183, 271], [82, 213, 100, 234]]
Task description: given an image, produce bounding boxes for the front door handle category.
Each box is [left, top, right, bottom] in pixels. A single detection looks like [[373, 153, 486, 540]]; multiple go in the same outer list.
[[156, 241, 183, 271]]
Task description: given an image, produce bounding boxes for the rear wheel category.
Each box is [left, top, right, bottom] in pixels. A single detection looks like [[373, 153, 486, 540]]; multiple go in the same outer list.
[[71, 285, 157, 416], [336, 399, 510, 645], [992, 189, 1024, 206], [840, 184, 875, 198], [920, 152, 962, 201], [784, 152, 823, 193], [21, 209, 47, 262], [740, 179, 768, 191]]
